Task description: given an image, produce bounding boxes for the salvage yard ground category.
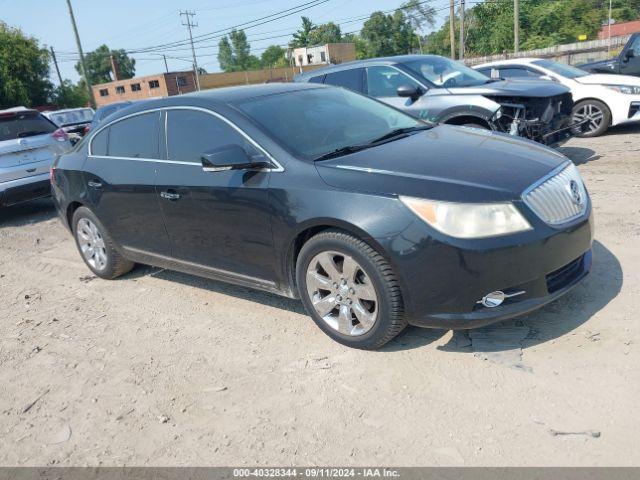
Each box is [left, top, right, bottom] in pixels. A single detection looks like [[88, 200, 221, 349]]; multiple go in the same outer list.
[[0, 125, 639, 466]]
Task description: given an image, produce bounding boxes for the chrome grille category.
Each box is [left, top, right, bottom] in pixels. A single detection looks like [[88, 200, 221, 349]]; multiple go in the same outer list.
[[524, 163, 588, 226]]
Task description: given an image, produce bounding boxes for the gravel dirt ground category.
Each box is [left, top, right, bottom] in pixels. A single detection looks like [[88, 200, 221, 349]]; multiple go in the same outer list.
[[0, 125, 638, 467]]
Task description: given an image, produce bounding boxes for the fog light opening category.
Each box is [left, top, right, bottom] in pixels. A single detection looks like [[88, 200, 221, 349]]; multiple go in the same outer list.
[[480, 291, 506, 308], [477, 290, 526, 308]]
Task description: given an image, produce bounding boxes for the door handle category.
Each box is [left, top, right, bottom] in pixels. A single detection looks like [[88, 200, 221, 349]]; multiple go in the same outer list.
[[87, 180, 102, 188], [160, 190, 181, 200]]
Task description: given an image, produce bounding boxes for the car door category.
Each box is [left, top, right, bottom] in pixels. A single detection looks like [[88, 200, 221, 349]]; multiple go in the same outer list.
[[156, 107, 275, 281], [620, 35, 640, 76], [365, 65, 443, 121], [84, 111, 171, 256]]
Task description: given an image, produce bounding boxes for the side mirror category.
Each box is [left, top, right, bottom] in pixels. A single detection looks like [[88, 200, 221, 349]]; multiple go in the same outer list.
[[397, 84, 422, 101], [624, 49, 635, 60], [539, 75, 558, 82], [201, 144, 271, 172]]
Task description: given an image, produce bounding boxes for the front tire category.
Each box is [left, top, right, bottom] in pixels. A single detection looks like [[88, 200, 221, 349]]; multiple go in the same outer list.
[[72, 206, 134, 279], [296, 230, 406, 349], [573, 99, 611, 137]]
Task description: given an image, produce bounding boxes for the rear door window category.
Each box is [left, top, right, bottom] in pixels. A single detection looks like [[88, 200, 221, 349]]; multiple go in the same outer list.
[[0, 111, 56, 141], [165, 109, 255, 163], [108, 112, 160, 159], [323, 68, 365, 92]]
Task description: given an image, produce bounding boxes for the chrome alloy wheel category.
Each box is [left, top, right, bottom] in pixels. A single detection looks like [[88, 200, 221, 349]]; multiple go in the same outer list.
[[306, 251, 378, 336], [573, 103, 604, 133], [76, 218, 108, 271]]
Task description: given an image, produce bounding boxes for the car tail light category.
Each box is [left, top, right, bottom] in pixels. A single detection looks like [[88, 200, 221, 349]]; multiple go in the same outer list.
[[52, 128, 68, 142]]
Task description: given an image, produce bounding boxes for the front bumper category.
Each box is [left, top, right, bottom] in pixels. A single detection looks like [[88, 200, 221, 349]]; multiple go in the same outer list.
[[542, 119, 588, 147], [384, 205, 594, 330], [410, 249, 591, 329], [0, 174, 51, 207]]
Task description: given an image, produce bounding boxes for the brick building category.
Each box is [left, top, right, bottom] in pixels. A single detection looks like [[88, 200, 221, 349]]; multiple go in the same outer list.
[[292, 43, 356, 67], [92, 71, 197, 107], [598, 19, 640, 39]]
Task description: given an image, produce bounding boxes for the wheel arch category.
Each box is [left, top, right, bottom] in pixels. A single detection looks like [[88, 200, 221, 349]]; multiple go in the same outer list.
[[443, 115, 492, 128], [66, 201, 85, 229], [283, 218, 391, 298]]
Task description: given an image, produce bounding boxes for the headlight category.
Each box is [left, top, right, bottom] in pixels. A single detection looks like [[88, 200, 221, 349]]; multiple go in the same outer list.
[[604, 84, 640, 95], [400, 196, 532, 239]]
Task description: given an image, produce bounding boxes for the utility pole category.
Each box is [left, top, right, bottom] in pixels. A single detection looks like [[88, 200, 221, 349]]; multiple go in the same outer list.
[[459, 0, 465, 61], [449, 0, 456, 60], [180, 10, 201, 91], [65, 0, 95, 107], [163, 54, 169, 73], [514, 0, 520, 54], [608, 0, 613, 55], [50, 47, 64, 87]]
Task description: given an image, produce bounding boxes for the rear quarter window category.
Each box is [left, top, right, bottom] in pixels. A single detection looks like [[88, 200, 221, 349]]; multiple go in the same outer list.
[[307, 74, 326, 84], [91, 127, 109, 156]]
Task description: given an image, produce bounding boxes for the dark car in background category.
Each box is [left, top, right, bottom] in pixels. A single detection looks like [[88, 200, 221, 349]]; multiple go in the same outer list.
[[85, 101, 137, 134], [580, 33, 640, 77], [1, 107, 71, 207], [51, 83, 593, 349], [296, 54, 578, 146]]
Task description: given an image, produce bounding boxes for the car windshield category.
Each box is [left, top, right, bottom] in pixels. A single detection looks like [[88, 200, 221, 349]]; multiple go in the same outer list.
[[0, 111, 56, 141], [403, 57, 491, 88], [532, 59, 589, 79], [48, 108, 94, 126], [235, 87, 425, 160]]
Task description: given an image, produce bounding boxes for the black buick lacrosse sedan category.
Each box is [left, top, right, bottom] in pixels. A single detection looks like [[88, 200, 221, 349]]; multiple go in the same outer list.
[[51, 83, 593, 349]]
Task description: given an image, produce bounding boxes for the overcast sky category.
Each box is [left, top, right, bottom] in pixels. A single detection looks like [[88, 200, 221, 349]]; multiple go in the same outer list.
[[0, 0, 455, 85]]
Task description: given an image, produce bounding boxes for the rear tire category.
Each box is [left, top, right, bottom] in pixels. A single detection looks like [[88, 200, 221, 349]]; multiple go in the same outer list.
[[72, 206, 134, 279], [296, 230, 406, 349], [573, 99, 611, 137]]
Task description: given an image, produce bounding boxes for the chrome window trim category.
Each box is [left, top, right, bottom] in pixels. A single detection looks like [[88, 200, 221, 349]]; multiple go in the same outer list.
[[87, 105, 284, 172]]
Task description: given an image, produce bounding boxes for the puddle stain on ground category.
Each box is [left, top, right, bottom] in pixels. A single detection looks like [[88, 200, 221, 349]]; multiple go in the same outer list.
[[468, 322, 532, 372]]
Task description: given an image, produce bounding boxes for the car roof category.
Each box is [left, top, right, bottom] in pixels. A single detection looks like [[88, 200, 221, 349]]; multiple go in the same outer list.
[[103, 82, 326, 122], [0, 106, 36, 115], [44, 107, 94, 114], [474, 58, 541, 68], [295, 54, 442, 80]]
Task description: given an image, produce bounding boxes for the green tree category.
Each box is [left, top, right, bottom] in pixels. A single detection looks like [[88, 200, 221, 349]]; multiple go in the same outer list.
[[290, 16, 316, 48], [217, 29, 261, 72], [401, 0, 436, 53], [0, 22, 52, 108], [360, 10, 417, 58], [76, 44, 135, 85], [52, 80, 88, 108], [261, 45, 288, 68], [342, 33, 368, 60], [424, 0, 640, 58], [308, 22, 342, 46]]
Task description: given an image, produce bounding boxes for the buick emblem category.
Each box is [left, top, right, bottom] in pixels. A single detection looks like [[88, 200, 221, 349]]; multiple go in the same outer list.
[[568, 180, 582, 206]]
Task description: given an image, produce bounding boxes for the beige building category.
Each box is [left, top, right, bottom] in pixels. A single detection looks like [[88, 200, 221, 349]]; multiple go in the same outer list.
[[92, 71, 197, 107], [292, 43, 356, 67]]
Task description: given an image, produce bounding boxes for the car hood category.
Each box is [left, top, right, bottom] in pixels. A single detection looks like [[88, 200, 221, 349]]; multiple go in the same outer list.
[[446, 79, 569, 97], [575, 73, 640, 86], [578, 59, 618, 71], [315, 124, 569, 203]]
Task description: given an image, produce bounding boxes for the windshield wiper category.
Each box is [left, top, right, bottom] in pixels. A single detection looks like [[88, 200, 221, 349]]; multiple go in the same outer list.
[[313, 144, 371, 161], [367, 125, 432, 144]]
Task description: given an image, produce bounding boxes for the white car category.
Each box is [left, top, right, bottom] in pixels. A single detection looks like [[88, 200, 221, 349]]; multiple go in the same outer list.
[[474, 58, 640, 137], [0, 107, 71, 207]]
